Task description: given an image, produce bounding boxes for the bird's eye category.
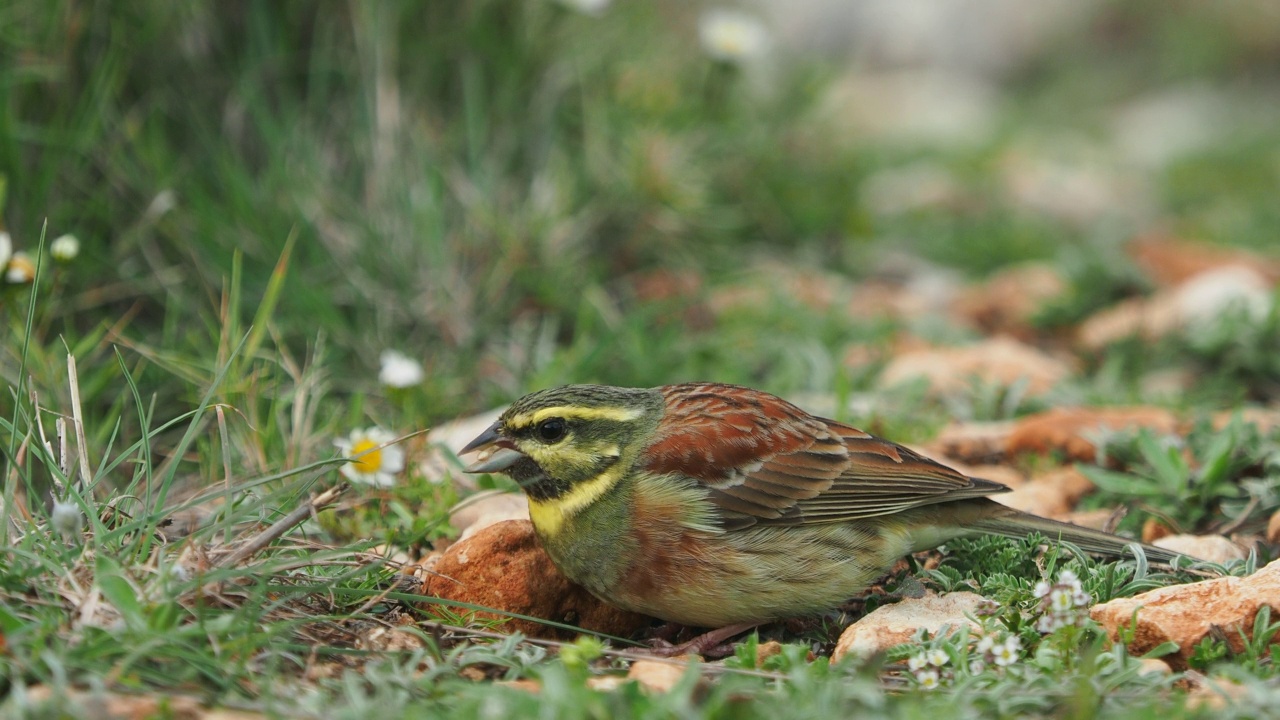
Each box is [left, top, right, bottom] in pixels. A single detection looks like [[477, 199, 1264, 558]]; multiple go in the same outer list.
[[537, 418, 567, 442]]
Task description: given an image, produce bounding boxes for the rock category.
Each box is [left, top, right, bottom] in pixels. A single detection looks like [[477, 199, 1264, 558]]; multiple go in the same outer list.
[[355, 625, 428, 653], [831, 591, 989, 663], [1058, 508, 1120, 531], [880, 336, 1073, 398], [421, 520, 650, 640], [925, 420, 1017, 463], [1004, 406, 1181, 461], [627, 659, 693, 693], [1213, 408, 1280, 435], [496, 679, 543, 694], [1136, 658, 1173, 676], [821, 70, 999, 149], [954, 463, 1026, 491], [1128, 234, 1280, 288], [1152, 535, 1247, 565], [450, 491, 530, 542], [1077, 265, 1274, 350], [419, 407, 506, 488], [995, 467, 1096, 519], [1268, 510, 1280, 545], [586, 675, 630, 692], [1090, 559, 1280, 669], [1184, 675, 1250, 711], [952, 262, 1068, 339], [1076, 296, 1180, 350], [753, 640, 785, 666], [1142, 518, 1175, 544]]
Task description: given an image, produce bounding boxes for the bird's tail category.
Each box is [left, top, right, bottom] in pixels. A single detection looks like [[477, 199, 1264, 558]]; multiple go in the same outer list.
[[971, 507, 1189, 564]]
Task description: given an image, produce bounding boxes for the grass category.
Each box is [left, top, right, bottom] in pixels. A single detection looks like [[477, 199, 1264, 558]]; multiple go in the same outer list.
[[3, 0, 1280, 717]]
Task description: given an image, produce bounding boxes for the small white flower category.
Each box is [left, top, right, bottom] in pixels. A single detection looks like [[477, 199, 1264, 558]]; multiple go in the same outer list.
[[927, 647, 949, 667], [379, 350, 424, 388], [335, 427, 405, 487], [993, 636, 1021, 666], [907, 651, 929, 672], [1072, 588, 1091, 607], [915, 668, 941, 690], [697, 9, 769, 63], [1037, 614, 1061, 634], [1057, 569, 1079, 587], [555, 0, 611, 15], [1033, 580, 1052, 598], [50, 234, 80, 262], [51, 500, 84, 540], [969, 659, 985, 675], [974, 635, 995, 655], [5, 251, 34, 284], [1050, 587, 1076, 614], [0, 231, 11, 268]]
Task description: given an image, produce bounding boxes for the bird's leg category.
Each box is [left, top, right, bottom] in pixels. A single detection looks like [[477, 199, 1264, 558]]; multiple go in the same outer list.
[[645, 622, 760, 658]]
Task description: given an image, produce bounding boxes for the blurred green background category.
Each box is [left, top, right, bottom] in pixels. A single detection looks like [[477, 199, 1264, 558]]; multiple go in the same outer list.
[[3, 0, 1279, 438]]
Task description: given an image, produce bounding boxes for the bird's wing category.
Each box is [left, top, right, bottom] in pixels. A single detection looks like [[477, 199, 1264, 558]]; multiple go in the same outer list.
[[640, 383, 1008, 528]]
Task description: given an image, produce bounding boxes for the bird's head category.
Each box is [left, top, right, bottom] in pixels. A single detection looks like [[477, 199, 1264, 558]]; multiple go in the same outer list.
[[460, 384, 664, 504]]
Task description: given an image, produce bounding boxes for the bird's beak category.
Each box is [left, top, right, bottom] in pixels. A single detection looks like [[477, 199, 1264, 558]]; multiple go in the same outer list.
[[460, 421, 524, 474]]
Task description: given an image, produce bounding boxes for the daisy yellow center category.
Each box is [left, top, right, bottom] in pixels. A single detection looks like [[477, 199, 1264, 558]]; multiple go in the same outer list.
[[350, 439, 383, 473]]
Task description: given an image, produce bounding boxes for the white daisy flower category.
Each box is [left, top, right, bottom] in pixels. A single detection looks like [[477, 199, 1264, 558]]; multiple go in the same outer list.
[[51, 234, 80, 262], [335, 427, 405, 487], [969, 659, 985, 675], [915, 668, 941, 690], [379, 350, 424, 388], [1033, 580, 1052, 598], [907, 651, 929, 672], [974, 635, 995, 655], [0, 231, 11, 268], [993, 636, 1021, 666], [698, 9, 769, 63], [555, 0, 611, 15], [1050, 587, 1076, 614], [927, 647, 949, 667], [5, 251, 35, 284]]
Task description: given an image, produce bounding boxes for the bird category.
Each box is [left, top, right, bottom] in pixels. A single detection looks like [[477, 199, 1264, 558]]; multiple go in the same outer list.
[[460, 382, 1185, 631]]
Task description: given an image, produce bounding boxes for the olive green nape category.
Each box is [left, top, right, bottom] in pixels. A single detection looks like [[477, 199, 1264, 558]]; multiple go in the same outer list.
[[501, 384, 663, 425]]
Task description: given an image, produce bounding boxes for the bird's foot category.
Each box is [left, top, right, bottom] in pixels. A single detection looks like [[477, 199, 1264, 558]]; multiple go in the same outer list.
[[645, 622, 759, 659]]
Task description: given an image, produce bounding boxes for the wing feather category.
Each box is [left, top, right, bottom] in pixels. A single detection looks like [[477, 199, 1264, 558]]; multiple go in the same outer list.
[[641, 383, 1010, 529]]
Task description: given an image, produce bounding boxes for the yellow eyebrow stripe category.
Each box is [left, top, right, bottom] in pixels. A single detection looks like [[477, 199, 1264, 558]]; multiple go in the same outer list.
[[527, 463, 625, 538], [510, 405, 644, 428]]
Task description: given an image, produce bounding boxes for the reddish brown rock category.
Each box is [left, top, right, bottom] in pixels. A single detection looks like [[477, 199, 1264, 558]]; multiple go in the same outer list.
[[422, 520, 650, 640], [880, 336, 1074, 398], [953, 262, 1067, 339], [1267, 510, 1280, 545], [1142, 518, 1175, 544], [1005, 406, 1180, 461], [1090, 559, 1280, 669], [831, 591, 989, 663], [1129, 234, 1280, 288]]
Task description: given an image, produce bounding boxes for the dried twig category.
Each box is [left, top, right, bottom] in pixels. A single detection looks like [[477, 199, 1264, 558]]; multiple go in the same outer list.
[[213, 482, 349, 569]]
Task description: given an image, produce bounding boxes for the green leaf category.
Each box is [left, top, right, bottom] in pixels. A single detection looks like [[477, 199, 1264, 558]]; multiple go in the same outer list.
[[1139, 641, 1180, 659], [96, 555, 145, 630], [1078, 466, 1165, 497]]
